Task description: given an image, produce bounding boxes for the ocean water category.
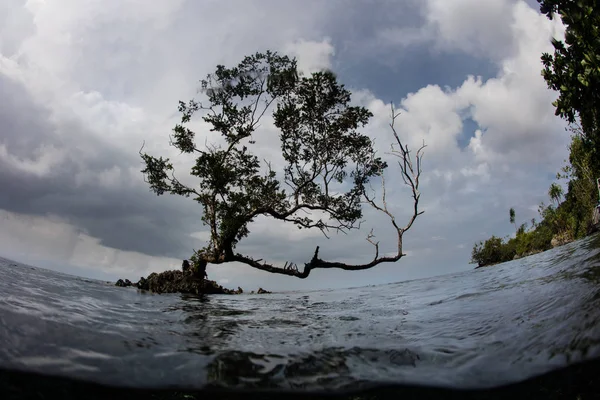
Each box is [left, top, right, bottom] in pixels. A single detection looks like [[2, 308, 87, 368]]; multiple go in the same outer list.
[[1, 235, 600, 394]]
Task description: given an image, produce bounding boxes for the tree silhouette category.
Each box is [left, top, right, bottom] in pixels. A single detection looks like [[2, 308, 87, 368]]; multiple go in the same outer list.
[[140, 51, 425, 279]]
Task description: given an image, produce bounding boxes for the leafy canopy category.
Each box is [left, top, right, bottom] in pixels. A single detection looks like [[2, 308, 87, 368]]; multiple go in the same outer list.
[[539, 0, 600, 167]]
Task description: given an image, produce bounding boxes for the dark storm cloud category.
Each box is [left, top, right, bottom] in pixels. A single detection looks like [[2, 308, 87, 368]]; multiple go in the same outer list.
[[334, 50, 498, 105], [0, 74, 203, 259], [324, 0, 505, 102]]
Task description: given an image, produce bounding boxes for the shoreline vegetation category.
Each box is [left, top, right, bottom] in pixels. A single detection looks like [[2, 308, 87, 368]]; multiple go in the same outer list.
[[471, 201, 600, 269], [471, 181, 600, 269], [470, 133, 600, 269], [115, 261, 271, 295]]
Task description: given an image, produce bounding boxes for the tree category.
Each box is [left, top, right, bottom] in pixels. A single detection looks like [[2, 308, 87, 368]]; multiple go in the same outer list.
[[556, 126, 597, 236], [538, 1, 600, 240], [538, 0, 600, 171], [470, 236, 513, 267], [548, 182, 564, 207], [509, 207, 517, 232], [140, 51, 425, 279]]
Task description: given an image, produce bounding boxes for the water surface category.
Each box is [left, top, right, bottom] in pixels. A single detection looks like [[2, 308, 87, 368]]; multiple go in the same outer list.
[[1, 234, 600, 392]]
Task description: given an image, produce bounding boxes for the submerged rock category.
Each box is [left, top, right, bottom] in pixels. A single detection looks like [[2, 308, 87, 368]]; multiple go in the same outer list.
[[115, 279, 133, 287]]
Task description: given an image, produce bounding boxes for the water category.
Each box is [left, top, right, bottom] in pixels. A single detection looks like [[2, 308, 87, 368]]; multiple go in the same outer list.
[[1, 235, 600, 393]]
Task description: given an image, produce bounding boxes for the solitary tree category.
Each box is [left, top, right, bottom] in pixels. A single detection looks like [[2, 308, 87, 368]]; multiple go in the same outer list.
[[509, 207, 517, 232], [140, 51, 425, 279]]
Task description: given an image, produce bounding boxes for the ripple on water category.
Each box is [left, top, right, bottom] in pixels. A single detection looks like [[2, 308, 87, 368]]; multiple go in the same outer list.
[[1, 235, 600, 390]]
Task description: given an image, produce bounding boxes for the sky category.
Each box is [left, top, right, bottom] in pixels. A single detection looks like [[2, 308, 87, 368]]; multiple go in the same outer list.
[[0, 0, 570, 291]]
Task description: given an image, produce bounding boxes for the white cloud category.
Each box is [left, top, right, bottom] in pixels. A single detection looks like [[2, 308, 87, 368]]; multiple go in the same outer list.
[[363, 0, 567, 177], [454, 2, 568, 167], [285, 38, 335, 74], [425, 0, 516, 60]]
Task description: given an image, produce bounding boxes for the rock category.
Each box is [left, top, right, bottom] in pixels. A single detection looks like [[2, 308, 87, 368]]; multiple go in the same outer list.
[[115, 279, 133, 287], [551, 231, 573, 248], [136, 277, 149, 290], [237, 287, 244, 294], [589, 206, 600, 234], [257, 287, 272, 294], [511, 249, 545, 261]]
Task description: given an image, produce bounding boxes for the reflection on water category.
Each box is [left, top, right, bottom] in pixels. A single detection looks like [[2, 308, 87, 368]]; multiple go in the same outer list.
[[0, 234, 600, 392]]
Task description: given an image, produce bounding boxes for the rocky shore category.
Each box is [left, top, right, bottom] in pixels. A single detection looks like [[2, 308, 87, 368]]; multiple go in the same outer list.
[[115, 262, 271, 295]]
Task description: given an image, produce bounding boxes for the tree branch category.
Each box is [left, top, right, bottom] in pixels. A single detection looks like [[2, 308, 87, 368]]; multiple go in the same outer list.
[[225, 106, 425, 278]]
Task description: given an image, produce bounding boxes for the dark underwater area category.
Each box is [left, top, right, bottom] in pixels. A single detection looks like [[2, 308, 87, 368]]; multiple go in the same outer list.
[[1, 358, 600, 399]]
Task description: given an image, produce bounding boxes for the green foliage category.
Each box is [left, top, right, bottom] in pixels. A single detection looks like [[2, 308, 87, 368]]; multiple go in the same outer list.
[[470, 220, 555, 267], [471, 234, 521, 267], [140, 51, 386, 264], [514, 222, 553, 256], [548, 182, 564, 206], [557, 129, 597, 237], [539, 0, 600, 172], [539, 0, 600, 124], [471, 182, 589, 267], [471, 236, 506, 267], [538, 1, 600, 244]]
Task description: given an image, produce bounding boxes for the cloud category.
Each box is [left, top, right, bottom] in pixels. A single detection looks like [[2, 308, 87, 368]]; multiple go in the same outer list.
[[285, 38, 335, 74], [424, 0, 517, 60], [0, 0, 572, 290], [0, 66, 201, 259], [343, 0, 569, 277]]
